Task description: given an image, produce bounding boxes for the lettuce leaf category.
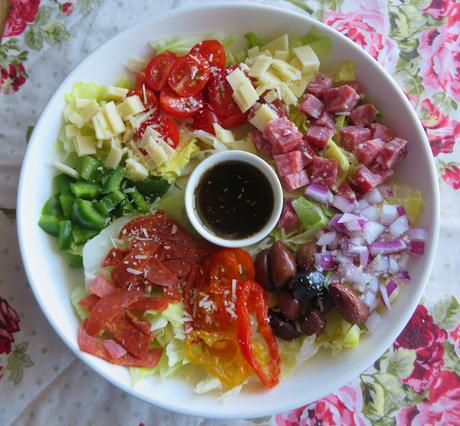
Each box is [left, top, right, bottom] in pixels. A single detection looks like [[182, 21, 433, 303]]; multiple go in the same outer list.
[[299, 27, 332, 58], [244, 32, 267, 48], [386, 189, 424, 225], [156, 139, 199, 183], [277, 335, 318, 378], [152, 36, 198, 55], [334, 60, 356, 83], [115, 75, 134, 90], [156, 187, 194, 233], [293, 197, 330, 231], [289, 105, 308, 134], [323, 140, 350, 187], [64, 82, 107, 103], [70, 286, 91, 320], [316, 310, 361, 354]]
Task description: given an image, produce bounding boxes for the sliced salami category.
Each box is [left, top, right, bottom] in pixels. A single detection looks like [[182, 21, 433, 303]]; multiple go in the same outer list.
[[374, 137, 408, 170], [101, 248, 128, 267], [278, 201, 298, 230], [145, 258, 179, 287]]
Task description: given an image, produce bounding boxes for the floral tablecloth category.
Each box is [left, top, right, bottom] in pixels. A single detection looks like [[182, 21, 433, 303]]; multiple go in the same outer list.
[[0, 0, 459, 425]]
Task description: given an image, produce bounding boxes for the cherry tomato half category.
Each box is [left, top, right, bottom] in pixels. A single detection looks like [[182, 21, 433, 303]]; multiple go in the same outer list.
[[159, 87, 204, 118], [190, 39, 226, 69], [192, 106, 221, 134], [135, 70, 147, 87], [207, 66, 241, 117], [168, 52, 210, 97], [145, 52, 177, 92], [134, 115, 180, 149], [128, 85, 158, 110], [221, 111, 249, 129]]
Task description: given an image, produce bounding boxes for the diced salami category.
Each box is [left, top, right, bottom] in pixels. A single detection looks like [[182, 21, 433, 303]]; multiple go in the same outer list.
[[103, 339, 127, 360], [313, 111, 335, 130], [299, 139, 317, 166], [351, 166, 382, 194], [278, 200, 298, 230], [79, 294, 100, 313], [282, 169, 310, 192], [307, 73, 333, 98], [250, 129, 272, 156], [346, 81, 364, 94], [85, 290, 144, 336], [263, 117, 303, 154], [369, 123, 395, 142], [270, 99, 289, 117], [101, 248, 128, 267], [305, 125, 335, 150], [88, 275, 115, 298], [323, 85, 360, 113], [309, 156, 339, 188], [298, 94, 324, 119], [374, 137, 408, 170], [145, 258, 179, 287], [371, 167, 394, 184], [349, 104, 377, 127], [340, 126, 371, 151], [129, 296, 170, 312], [355, 138, 386, 166], [336, 182, 357, 202], [274, 150, 304, 177]]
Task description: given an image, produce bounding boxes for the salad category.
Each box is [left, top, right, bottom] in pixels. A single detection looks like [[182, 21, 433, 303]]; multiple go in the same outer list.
[[38, 29, 426, 397]]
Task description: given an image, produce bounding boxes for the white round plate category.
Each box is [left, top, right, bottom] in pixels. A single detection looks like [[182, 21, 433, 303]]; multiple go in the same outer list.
[[17, 2, 440, 419]]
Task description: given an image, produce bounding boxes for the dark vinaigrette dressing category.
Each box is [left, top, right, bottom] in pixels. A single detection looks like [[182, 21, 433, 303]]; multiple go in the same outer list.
[[195, 161, 275, 239]]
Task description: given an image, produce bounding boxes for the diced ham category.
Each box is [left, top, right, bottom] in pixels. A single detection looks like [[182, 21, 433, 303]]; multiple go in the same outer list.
[[351, 166, 382, 194], [340, 126, 371, 151], [349, 104, 377, 127], [282, 169, 310, 192], [250, 129, 272, 156], [354, 138, 386, 166], [88, 275, 115, 298], [309, 157, 338, 188], [278, 201, 298, 230], [369, 123, 395, 142], [375, 137, 408, 170], [299, 139, 317, 166], [323, 85, 360, 113], [274, 150, 304, 177], [298, 94, 324, 119], [263, 117, 303, 154], [313, 111, 335, 130], [336, 182, 357, 202], [305, 125, 335, 150], [307, 73, 333, 98]]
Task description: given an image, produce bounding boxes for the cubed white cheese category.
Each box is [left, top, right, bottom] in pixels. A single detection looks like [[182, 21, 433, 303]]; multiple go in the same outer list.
[[122, 126, 134, 144], [117, 95, 145, 119], [68, 112, 85, 128], [262, 34, 289, 54], [135, 127, 171, 169], [104, 145, 123, 169], [157, 139, 175, 162], [125, 158, 149, 181], [228, 138, 258, 155], [258, 69, 283, 88], [249, 55, 272, 78], [274, 50, 288, 61], [288, 76, 310, 98], [289, 57, 304, 71], [247, 46, 260, 57], [105, 86, 129, 101], [279, 82, 298, 105], [249, 104, 278, 132], [92, 111, 115, 140], [271, 59, 302, 82], [226, 68, 248, 91], [103, 101, 125, 135], [264, 89, 280, 104], [65, 124, 79, 139], [233, 80, 259, 112], [213, 123, 235, 144], [293, 45, 320, 74], [63, 104, 76, 121], [73, 98, 100, 127], [74, 134, 97, 156]]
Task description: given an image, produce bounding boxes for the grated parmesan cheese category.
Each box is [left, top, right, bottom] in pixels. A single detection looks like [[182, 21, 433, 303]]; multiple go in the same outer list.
[[126, 268, 143, 275]]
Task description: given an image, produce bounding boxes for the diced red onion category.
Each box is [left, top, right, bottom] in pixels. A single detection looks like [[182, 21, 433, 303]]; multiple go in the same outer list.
[[397, 206, 406, 217], [389, 215, 409, 237], [365, 311, 382, 333], [347, 245, 369, 268], [304, 183, 332, 206], [336, 251, 354, 264], [381, 187, 394, 197], [345, 218, 366, 232], [409, 240, 425, 255], [388, 256, 400, 274], [369, 255, 389, 273], [361, 205, 380, 222], [396, 271, 410, 281], [379, 283, 391, 310], [363, 222, 385, 244], [317, 231, 338, 247], [338, 213, 359, 223], [338, 263, 370, 287], [365, 188, 384, 205], [332, 194, 355, 213], [370, 239, 407, 256], [407, 228, 428, 242], [386, 279, 398, 296], [315, 252, 336, 270], [398, 253, 410, 270], [356, 199, 370, 212], [329, 215, 349, 234], [381, 205, 398, 225]]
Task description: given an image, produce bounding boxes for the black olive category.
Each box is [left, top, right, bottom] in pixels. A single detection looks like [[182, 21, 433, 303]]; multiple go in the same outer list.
[[288, 270, 325, 302], [298, 310, 326, 335], [311, 293, 334, 314], [269, 309, 301, 340], [277, 292, 301, 320]]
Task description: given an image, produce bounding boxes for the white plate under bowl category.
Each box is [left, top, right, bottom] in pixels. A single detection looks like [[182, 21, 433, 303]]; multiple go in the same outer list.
[[17, 2, 440, 419]]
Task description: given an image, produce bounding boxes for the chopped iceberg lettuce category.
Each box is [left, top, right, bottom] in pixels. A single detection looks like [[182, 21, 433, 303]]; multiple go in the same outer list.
[[386, 189, 424, 225], [277, 335, 318, 378], [70, 286, 91, 320], [334, 60, 356, 83], [156, 139, 199, 183], [64, 82, 108, 103], [293, 197, 331, 231]]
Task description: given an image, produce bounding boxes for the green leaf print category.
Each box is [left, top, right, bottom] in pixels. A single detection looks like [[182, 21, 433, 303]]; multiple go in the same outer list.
[[443, 342, 460, 375], [34, 5, 54, 26], [77, 0, 101, 17], [24, 26, 44, 50], [6, 342, 34, 385], [380, 348, 416, 380], [432, 296, 460, 331], [0, 208, 16, 220], [43, 22, 71, 45]]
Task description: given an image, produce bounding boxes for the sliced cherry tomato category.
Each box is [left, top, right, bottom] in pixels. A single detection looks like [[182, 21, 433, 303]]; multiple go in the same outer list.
[[207, 66, 242, 117], [221, 111, 249, 129], [159, 87, 204, 118], [145, 52, 177, 92], [128, 85, 158, 110], [134, 115, 180, 148], [236, 280, 281, 388], [190, 39, 226, 69], [192, 105, 221, 134], [168, 52, 210, 97], [136, 69, 147, 87]]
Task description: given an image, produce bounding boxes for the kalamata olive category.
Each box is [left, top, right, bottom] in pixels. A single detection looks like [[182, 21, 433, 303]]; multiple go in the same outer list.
[[254, 249, 274, 292], [270, 241, 296, 288], [298, 310, 326, 336], [329, 282, 369, 325], [269, 309, 301, 340], [288, 270, 325, 302], [296, 242, 317, 269], [311, 293, 334, 314], [277, 292, 301, 320]]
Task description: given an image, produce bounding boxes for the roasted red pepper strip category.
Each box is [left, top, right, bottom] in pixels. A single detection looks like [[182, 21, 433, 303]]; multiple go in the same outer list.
[[235, 280, 281, 388]]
